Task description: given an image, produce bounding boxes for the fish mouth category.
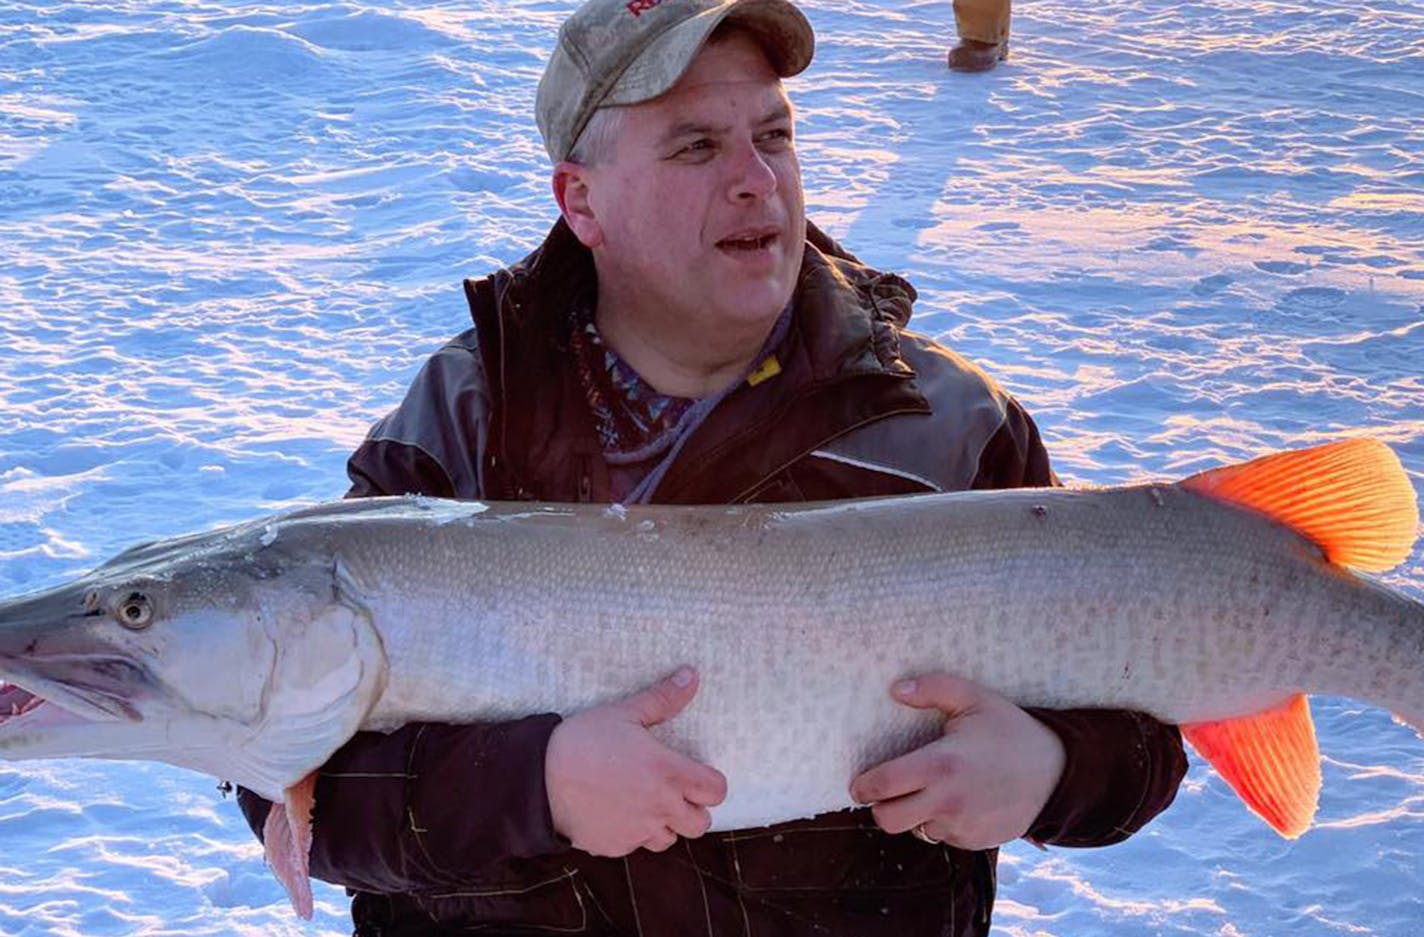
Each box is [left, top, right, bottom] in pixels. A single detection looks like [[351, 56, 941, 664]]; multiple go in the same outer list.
[[0, 657, 146, 729], [0, 681, 47, 722]]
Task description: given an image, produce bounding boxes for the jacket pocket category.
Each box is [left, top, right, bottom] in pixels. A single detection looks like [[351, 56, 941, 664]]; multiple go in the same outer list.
[[725, 816, 956, 893], [413, 866, 591, 933], [704, 809, 973, 935]]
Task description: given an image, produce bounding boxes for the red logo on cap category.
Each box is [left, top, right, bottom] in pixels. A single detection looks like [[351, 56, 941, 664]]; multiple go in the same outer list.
[[627, 0, 669, 16]]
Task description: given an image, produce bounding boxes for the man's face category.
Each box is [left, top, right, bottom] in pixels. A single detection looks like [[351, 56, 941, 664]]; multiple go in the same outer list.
[[577, 33, 806, 334]]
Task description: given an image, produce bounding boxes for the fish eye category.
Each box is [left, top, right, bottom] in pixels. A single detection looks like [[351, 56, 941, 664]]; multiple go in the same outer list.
[[116, 593, 153, 630]]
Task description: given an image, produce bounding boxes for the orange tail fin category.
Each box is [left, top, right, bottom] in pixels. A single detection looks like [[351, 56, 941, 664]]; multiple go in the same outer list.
[[1182, 694, 1320, 839], [1179, 437, 1419, 572], [1179, 439, 1418, 834]]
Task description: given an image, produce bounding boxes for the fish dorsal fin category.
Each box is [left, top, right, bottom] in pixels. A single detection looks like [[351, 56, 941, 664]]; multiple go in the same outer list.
[[262, 772, 318, 919], [1182, 694, 1320, 839], [1179, 438, 1419, 572]]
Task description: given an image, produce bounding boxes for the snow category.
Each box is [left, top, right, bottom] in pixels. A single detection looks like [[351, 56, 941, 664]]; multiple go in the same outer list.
[[1, 0, 1421, 933]]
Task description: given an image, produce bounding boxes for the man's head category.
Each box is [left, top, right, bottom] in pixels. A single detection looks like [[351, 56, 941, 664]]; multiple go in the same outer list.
[[537, 1, 815, 369]]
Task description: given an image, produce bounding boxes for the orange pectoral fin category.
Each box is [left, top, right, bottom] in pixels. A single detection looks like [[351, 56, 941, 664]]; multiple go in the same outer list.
[[262, 772, 319, 919], [1181, 694, 1321, 839]]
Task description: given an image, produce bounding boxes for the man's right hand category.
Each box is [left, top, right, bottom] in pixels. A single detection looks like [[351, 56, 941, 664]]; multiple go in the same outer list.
[[545, 666, 727, 857]]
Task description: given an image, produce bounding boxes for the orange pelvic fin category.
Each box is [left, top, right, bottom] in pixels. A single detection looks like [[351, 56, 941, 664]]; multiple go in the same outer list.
[[1181, 694, 1320, 839], [1179, 438, 1419, 572], [262, 772, 318, 920]]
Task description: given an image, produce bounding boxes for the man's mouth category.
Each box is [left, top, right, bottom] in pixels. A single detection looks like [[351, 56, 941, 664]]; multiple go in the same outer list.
[[716, 229, 780, 253]]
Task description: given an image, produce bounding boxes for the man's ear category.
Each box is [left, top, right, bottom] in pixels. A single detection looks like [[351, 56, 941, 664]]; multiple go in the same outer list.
[[553, 162, 603, 249]]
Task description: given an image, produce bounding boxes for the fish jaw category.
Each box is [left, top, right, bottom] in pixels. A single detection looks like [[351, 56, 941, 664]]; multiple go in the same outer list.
[[0, 660, 141, 725], [0, 657, 211, 769], [0, 675, 123, 750]]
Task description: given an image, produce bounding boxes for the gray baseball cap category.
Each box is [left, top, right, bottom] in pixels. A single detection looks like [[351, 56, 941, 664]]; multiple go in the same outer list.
[[536, 0, 815, 163]]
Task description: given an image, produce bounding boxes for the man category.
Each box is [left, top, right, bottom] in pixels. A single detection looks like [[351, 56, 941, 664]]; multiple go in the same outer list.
[[241, 2, 1185, 934], [950, 0, 1011, 72]]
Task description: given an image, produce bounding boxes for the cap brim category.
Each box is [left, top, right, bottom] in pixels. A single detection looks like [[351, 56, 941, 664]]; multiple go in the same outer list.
[[604, 0, 814, 108]]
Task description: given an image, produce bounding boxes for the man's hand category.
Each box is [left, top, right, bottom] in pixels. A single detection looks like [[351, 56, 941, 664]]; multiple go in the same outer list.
[[849, 672, 1066, 851], [546, 666, 727, 857]]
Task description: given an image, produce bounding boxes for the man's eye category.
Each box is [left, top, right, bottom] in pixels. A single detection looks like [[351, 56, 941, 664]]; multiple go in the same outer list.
[[677, 138, 716, 157], [758, 128, 792, 146]]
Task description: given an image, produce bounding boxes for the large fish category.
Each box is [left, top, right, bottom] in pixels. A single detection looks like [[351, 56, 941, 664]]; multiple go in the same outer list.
[[0, 438, 1420, 917]]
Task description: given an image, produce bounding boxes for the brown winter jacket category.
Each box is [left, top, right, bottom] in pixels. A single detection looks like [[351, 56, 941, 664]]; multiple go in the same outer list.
[[240, 219, 1187, 937]]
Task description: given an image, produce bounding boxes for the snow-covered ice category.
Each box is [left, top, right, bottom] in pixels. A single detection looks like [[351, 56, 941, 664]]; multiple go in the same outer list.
[[1, 1, 1421, 934]]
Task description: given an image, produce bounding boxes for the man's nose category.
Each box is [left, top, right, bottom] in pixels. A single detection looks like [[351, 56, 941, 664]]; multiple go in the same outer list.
[[726, 140, 778, 202]]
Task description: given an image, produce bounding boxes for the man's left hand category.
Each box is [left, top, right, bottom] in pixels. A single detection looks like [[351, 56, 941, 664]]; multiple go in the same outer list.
[[849, 672, 1066, 851]]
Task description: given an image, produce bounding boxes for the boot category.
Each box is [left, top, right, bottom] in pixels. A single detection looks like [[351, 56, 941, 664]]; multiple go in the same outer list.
[[947, 38, 1007, 73]]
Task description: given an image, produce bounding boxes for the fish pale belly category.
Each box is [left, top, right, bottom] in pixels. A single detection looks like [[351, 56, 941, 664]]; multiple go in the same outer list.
[[359, 602, 960, 829], [657, 674, 948, 830], [358, 593, 1147, 833]]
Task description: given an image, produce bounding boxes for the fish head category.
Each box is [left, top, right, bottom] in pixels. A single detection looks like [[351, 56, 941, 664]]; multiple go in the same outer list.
[[0, 520, 387, 801]]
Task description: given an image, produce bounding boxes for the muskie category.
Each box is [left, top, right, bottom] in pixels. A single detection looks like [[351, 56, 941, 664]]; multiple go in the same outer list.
[[0, 438, 1420, 916]]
